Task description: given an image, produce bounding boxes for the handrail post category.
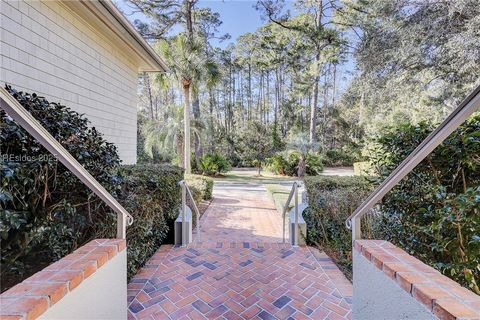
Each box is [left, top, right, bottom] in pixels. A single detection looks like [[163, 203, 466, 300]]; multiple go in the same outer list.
[[117, 212, 126, 239], [352, 216, 361, 241], [181, 181, 187, 247], [196, 198, 200, 242], [282, 202, 286, 243], [186, 185, 201, 243], [294, 183, 299, 247]]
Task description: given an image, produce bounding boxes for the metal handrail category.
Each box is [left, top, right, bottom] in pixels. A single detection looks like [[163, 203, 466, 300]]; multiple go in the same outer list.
[[0, 87, 134, 239], [283, 181, 300, 246], [346, 84, 480, 240], [179, 180, 201, 246]]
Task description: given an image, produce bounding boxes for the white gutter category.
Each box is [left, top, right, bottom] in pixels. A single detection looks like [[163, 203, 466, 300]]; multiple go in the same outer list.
[[99, 0, 169, 72]]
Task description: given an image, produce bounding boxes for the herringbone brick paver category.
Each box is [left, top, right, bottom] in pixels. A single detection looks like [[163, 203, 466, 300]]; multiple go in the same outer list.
[[128, 183, 352, 320], [198, 183, 285, 243]]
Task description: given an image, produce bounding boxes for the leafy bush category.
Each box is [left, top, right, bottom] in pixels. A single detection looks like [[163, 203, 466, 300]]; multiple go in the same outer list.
[[185, 174, 214, 202], [0, 86, 184, 288], [286, 152, 301, 176], [266, 151, 324, 176], [1, 86, 120, 278], [303, 176, 372, 279], [305, 153, 324, 176], [266, 154, 289, 175], [323, 149, 358, 166], [198, 153, 230, 176], [369, 115, 480, 293], [353, 161, 371, 176], [116, 164, 182, 279], [236, 121, 274, 175], [184, 174, 213, 228]]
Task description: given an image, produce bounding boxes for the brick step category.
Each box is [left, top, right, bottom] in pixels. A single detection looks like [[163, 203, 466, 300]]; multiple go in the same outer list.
[[128, 242, 353, 320], [187, 241, 294, 250]]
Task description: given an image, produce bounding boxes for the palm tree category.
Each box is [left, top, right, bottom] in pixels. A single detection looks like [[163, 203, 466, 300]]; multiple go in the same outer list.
[[142, 104, 201, 166], [157, 34, 212, 174], [287, 132, 320, 178]]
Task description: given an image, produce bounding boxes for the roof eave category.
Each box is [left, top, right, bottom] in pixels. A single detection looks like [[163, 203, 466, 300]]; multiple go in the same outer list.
[[72, 0, 169, 73]]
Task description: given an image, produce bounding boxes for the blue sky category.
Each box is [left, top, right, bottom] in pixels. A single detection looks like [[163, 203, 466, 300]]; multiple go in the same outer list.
[[115, 0, 290, 48], [199, 0, 268, 48]]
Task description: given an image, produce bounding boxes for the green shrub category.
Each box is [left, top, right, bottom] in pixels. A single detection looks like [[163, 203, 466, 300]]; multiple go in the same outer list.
[[266, 154, 289, 175], [303, 176, 372, 279], [1, 86, 120, 278], [305, 153, 324, 176], [323, 149, 357, 166], [286, 152, 300, 176], [116, 164, 183, 279], [184, 174, 213, 228], [0, 86, 184, 288], [369, 114, 480, 293], [185, 174, 214, 202], [198, 153, 230, 176], [266, 151, 323, 176]]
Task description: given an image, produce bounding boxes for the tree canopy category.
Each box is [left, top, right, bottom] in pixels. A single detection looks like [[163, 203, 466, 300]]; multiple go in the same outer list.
[[131, 0, 480, 172]]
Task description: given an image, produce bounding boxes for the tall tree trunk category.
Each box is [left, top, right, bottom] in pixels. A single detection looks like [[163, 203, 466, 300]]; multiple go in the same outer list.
[[177, 133, 185, 168], [276, 70, 280, 126], [183, 82, 191, 174], [248, 63, 252, 122], [183, 0, 195, 174], [154, 96, 159, 120], [209, 87, 215, 147], [310, 0, 323, 144], [259, 71, 264, 123], [321, 65, 329, 147], [192, 91, 202, 168], [298, 155, 306, 178], [332, 63, 337, 108], [145, 74, 154, 120], [185, 0, 194, 43], [266, 70, 270, 123], [310, 56, 320, 144]]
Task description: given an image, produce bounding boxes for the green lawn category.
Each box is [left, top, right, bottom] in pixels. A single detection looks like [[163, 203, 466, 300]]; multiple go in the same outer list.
[[265, 184, 293, 216], [212, 168, 297, 184]]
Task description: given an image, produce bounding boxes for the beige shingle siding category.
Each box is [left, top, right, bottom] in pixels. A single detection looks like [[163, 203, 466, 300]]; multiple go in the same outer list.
[[1, 0, 138, 164]]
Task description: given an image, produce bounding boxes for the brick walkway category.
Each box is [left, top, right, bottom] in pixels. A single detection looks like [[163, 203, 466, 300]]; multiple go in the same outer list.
[[198, 183, 285, 243], [128, 182, 353, 320]]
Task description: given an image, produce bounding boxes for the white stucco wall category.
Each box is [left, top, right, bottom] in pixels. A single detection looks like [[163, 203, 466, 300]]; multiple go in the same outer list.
[[353, 251, 436, 320], [0, 0, 138, 164], [38, 249, 127, 320]]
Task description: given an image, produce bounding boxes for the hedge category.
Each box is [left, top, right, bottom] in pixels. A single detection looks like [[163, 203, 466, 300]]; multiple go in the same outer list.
[[197, 153, 230, 176], [0, 86, 183, 289], [117, 165, 183, 279], [369, 115, 480, 293], [304, 115, 480, 294], [1, 86, 121, 291], [185, 174, 214, 203], [303, 176, 372, 279], [323, 149, 358, 167]]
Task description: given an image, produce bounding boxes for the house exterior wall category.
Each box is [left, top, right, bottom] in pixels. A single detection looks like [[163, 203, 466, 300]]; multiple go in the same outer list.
[[1, 0, 138, 164]]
